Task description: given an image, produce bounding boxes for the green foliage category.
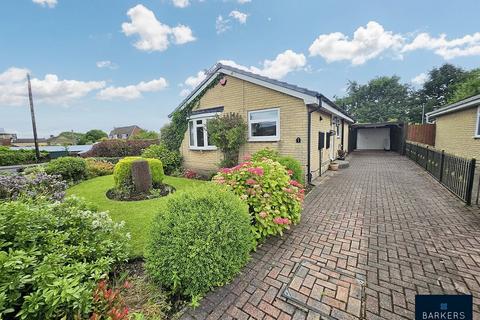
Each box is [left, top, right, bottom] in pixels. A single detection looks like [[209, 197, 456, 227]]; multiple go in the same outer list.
[[113, 157, 164, 190], [84, 129, 108, 143], [213, 158, 304, 243], [448, 68, 480, 103], [0, 197, 129, 319], [132, 129, 160, 140], [251, 148, 304, 183], [53, 131, 86, 145], [45, 156, 87, 182], [85, 158, 115, 179], [141, 144, 182, 175], [0, 147, 48, 166], [335, 76, 413, 123], [161, 75, 222, 152], [146, 184, 252, 303], [207, 113, 247, 168]]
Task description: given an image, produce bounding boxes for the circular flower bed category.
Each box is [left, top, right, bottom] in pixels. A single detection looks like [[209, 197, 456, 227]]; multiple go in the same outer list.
[[106, 184, 175, 201]]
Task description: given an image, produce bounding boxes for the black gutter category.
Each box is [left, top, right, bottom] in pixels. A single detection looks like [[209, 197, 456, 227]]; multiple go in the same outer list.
[[306, 102, 320, 185]]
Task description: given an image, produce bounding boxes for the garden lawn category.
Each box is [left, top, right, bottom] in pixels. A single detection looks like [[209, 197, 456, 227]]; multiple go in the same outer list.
[[67, 175, 205, 258]]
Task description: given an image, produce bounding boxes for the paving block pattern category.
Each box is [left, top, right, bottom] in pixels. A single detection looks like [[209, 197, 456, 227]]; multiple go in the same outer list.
[[181, 152, 480, 320]]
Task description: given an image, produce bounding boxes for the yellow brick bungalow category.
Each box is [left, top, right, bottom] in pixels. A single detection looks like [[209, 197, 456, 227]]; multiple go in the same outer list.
[[426, 93, 480, 160], [170, 63, 355, 183]]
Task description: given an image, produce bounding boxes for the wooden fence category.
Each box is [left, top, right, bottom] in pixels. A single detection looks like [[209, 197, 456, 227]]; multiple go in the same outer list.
[[406, 124, 436, 146]]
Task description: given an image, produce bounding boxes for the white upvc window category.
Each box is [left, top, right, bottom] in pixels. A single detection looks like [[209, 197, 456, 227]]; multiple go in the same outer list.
[[188, 115, 216, 150], [248, 108, 280, 142], [476, 106, 480, 138]]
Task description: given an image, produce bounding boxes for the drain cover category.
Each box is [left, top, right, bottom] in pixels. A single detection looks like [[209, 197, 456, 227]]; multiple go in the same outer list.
[[281, 259, 365, 319]]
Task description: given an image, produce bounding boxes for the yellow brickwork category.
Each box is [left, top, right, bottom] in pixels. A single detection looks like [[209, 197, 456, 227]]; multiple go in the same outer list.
[[435, 107, 480, 160]]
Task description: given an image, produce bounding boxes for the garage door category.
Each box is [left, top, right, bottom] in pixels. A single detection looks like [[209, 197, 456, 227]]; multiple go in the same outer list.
[[357, 128, 390, 150]]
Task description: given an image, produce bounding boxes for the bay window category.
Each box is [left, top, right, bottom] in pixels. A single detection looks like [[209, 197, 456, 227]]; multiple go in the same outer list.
[[248, 108, 280, 141], [188, 117, 216, 150]]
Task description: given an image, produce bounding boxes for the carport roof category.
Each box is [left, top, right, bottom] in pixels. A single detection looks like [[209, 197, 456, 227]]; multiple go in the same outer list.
[[351, 122, 404, 128]]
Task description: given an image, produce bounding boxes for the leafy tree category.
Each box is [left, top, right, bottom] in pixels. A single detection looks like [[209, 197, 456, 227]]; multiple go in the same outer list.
[[448, 68, 480, 103], [420, 64, 467, 110], [206, 113, 247, 167], [84, 129, 107, 143], [132, 129, 159, 140], [335, 76, 413, 123]]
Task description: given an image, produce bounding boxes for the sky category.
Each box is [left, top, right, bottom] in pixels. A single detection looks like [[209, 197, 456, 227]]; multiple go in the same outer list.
[[1, 0, 479, 138]]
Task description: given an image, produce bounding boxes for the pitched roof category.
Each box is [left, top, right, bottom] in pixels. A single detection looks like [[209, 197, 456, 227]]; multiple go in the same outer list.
[[171, 63, 354, 122], [426, 93, 480, 119], [109, 125, 141, 136]]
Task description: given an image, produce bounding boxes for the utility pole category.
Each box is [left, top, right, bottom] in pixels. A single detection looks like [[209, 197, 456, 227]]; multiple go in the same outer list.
[[27, 73, 41, 160]]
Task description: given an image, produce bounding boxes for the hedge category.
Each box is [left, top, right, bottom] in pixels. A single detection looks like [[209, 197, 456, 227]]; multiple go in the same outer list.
[[81, 140, 158, 158]]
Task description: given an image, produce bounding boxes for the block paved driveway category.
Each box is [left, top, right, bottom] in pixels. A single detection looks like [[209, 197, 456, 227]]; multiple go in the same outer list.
[[182, 152, 480, 320]]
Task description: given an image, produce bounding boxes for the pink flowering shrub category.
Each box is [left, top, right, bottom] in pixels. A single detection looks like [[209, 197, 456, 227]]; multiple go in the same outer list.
[[213, 158, 304, 243]]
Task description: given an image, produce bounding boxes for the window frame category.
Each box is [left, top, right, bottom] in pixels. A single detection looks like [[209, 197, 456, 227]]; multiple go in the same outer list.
[[248, 107, 281, 142], [188, 113, 218, 150], [475, 106, 480, 138]]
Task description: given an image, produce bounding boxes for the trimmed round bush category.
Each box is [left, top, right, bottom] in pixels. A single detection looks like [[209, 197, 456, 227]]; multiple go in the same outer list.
[[113, 157, 164, 189], [141, 144, 182, 175], [45, 156, 87, 182], [0, 197, 129, 319], [213, 158, 304, 243], [146, 184, 253, 304]]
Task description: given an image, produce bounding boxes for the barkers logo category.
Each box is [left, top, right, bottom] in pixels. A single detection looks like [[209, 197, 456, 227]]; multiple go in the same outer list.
[[415, 295, 472, 320]]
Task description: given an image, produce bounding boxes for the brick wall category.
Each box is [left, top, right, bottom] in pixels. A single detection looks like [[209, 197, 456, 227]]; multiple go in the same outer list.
[[435, 107, 480, 160]]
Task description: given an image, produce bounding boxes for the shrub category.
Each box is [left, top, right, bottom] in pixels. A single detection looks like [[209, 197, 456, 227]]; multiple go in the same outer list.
[[206, 113, 247, 168], [86, 158, 115, 178], [114, 157, 164, 190], [0, 147, 48, 166], [183, 169, 199, 179], [146, 184, 252, 304], [251, 148, 304, 183], [81, 140, 157, 158], [0, 172, 66, 201], [141, 144, 182, 175], [213, 158, 304, 242], [45, 156, 87, 182], [0, 197, 130, 319]]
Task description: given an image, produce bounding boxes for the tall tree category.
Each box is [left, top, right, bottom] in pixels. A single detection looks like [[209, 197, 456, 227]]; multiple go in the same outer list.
[[335, 76, 413, 123], [448, 68, 480, 103], [420, 64, 467, 110], [132, 129, 159, 140], [84, 129, 108, 143]]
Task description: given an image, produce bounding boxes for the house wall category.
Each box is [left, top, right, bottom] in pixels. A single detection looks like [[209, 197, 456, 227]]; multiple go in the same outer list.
[[435, 107, 480, 160], [180, 75, 308, 175]]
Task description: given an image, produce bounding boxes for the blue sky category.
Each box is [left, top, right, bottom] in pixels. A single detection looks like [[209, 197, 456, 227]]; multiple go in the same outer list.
[[1, 0, 479, 137]]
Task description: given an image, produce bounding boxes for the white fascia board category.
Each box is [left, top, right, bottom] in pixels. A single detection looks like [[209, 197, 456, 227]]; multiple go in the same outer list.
[[320, 100, 354, 123], [188, 112, 220, 119], [426, 99, 480, 118]]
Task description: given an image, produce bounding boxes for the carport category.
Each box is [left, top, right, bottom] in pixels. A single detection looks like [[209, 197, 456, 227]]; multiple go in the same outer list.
[[349, 122, 406, 153]]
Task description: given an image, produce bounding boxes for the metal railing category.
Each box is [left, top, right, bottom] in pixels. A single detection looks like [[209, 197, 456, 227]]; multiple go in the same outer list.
[[405, 142, 476, 205]]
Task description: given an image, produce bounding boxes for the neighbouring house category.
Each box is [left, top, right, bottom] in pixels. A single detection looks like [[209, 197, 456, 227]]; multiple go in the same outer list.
[[11, 138, 48, 147], [426, 93, 480, 160], [109, 125, 142, 140], [0, 128, 17, 146], [170, 63, 354, 183]]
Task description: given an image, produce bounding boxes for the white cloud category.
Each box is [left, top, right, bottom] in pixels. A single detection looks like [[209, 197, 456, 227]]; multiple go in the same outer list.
[[229, 10, 248, 24], [0, 67, 105, 106], [97, 78, 168, 100], [402, 32, 480, 59], [179, 70, 207, 96], [309, 21, 404, 65], [215, 15, 231, 34], [172, 0, 189, 8], [122, 4, 195, 52], [96, 60, 118, 69], [237, 0, 251, 3], [32, 0, 57, 8], [411, 72, 428, 86], [220, 49, 306, 79]]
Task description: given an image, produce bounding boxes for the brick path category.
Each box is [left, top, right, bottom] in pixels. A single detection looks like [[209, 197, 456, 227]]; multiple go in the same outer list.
[[182, 152, 480, 319]]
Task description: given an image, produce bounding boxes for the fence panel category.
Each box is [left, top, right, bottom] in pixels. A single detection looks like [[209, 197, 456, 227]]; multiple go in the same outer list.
[[405, 142, 476, 205], [406, 124, 436, 146]]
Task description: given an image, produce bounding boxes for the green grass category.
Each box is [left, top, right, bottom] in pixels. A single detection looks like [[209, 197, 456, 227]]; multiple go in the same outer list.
[[67, 175, 205, 258]]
